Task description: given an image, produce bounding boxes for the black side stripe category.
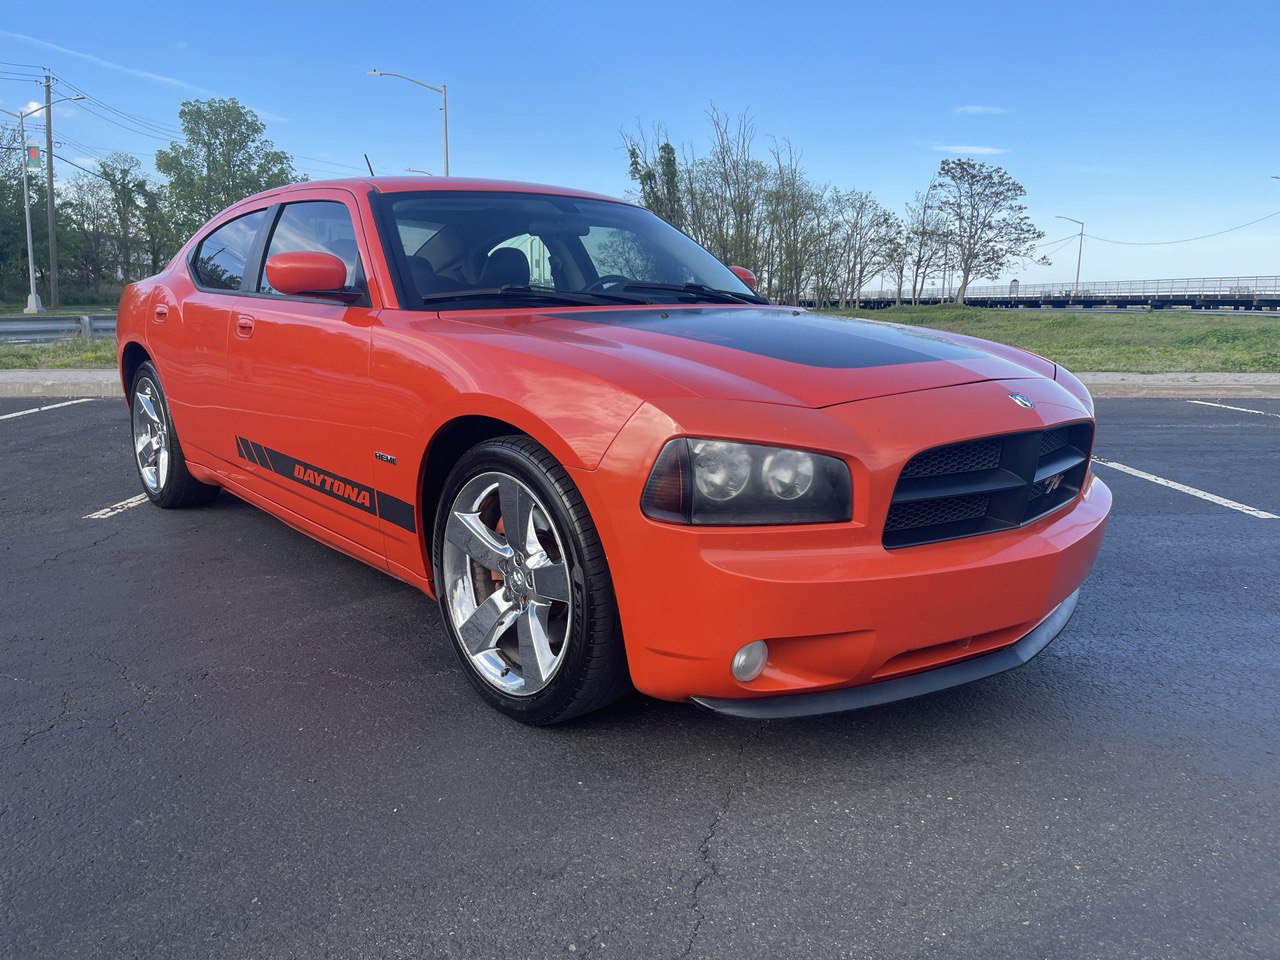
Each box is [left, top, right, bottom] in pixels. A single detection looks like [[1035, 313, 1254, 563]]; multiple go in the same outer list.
[[233, 435, 416, 533]]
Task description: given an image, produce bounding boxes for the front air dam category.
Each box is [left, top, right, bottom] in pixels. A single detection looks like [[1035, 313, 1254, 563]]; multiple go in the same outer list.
[[691, 588, 1080, 719]]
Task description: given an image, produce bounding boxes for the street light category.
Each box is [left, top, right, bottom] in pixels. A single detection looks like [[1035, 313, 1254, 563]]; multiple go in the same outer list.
[[1055, 215, 1085, 297], [368, 70, 449, 176], [0, 94, 84, 313], [404, 167, 434, 176]]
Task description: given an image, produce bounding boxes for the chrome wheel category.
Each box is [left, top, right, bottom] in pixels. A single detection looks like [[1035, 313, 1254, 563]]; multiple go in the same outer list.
[[131, 376, 170, 495], [442, 471, 572, 696]]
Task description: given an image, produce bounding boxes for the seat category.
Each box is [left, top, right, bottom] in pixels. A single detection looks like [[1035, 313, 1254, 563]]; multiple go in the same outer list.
[[479, 248, 530, 288], [407, 255, 463, 298]]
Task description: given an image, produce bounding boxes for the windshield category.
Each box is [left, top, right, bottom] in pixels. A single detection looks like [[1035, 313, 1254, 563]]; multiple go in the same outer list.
[[376, 190, 764, 308]]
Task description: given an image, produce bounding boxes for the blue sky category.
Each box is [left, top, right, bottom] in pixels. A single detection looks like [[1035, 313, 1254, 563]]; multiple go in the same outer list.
[[3, 0, 1278, 285]]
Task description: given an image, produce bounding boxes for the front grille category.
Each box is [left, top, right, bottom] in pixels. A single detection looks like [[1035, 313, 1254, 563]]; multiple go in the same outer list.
[[886, 493, 990, 532], [900, 438, 1002, 479], [883, 422, 1094, 549]]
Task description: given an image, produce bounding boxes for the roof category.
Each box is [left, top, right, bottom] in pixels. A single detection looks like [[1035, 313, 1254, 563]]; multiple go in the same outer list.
[[241, 176, 630, 206]]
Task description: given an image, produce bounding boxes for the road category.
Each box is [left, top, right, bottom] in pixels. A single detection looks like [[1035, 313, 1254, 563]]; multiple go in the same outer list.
[[2, 396, 1277, 959]]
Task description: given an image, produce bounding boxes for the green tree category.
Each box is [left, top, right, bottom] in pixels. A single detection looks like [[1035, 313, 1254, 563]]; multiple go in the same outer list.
[[624, 125, 685, 229], [935, 158, 1046, 303], [97, 152, 146, 282], [155, 97, 299, 236]]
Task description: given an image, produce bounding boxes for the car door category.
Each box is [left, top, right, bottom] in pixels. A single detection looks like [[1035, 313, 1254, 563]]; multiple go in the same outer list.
[[225, 190, 384, 561], [155, 207, 271, 458]]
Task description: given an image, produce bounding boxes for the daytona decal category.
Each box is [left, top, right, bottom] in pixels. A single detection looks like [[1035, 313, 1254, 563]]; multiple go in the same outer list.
[[234, 435, 416, 533]]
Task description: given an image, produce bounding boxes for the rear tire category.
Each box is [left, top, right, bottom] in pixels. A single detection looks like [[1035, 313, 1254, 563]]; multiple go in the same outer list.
[[130, 361, 219, 508], [433, 436, 629, 725]]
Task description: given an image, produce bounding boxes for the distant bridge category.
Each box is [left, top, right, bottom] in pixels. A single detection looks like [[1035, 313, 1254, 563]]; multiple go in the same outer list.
[[850, 276, 1280, 311]]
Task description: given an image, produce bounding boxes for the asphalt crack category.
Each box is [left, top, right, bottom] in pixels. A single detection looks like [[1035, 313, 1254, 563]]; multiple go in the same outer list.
[[36, 529, 122, 568], [680, 721, 767, 959]]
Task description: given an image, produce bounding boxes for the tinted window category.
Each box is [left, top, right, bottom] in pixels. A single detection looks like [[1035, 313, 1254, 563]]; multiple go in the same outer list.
[[192, 210, 268, 290], [259, 200, 362, 293]]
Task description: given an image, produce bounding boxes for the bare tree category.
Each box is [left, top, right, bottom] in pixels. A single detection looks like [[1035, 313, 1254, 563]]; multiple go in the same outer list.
[[830, 190, 898, 308], [763, 141, 822, 305], [902, 183, 947, 303], [934, 158, 1046, 303]]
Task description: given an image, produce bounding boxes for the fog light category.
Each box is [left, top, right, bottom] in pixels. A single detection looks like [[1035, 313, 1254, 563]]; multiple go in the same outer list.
[[731, 640, 768, 682]]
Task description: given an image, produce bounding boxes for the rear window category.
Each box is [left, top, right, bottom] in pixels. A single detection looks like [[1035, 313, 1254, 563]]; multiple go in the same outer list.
[[191, 210, 268, 291]]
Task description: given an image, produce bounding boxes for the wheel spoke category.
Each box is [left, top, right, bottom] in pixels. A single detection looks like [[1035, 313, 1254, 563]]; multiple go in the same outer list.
[[135, 390, 161, 427], [135, 431, 153, 458], [529, 558, 570, 603], [498, 476, 536, 555], [447, 511, 512, 572], [516, 601, 556, 686], [456, 590, 516, 656]]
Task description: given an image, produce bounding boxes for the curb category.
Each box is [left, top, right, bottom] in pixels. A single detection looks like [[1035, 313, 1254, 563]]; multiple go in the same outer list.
[[1078, 373, 1280, 399], [1, 369, 1278, 400], [0, 370, 122, 398]]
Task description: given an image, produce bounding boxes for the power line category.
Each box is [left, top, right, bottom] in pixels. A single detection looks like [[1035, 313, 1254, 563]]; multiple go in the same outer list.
[[1086, 210, 1280, 246], [1031, 232, 1079, 250]]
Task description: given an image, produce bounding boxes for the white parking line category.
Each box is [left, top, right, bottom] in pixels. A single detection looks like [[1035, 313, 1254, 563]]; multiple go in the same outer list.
[[1186, 400, 1280, 419], [1093, 458, 1279, 519], [83, 494, 149, 520], [0, 398, 97, 422]]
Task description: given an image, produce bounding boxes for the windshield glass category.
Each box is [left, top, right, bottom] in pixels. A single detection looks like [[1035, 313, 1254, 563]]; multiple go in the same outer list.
[[376, 190, 762, 308]]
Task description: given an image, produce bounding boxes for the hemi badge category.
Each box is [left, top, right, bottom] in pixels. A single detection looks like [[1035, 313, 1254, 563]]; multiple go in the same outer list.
[[375, 451, 397, 464]]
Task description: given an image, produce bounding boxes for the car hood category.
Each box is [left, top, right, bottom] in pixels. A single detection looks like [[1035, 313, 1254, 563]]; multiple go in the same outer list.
[[461, 304, 1054, 408]]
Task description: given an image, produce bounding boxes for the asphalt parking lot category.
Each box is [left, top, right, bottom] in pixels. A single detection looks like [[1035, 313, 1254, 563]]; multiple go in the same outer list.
[[2, 395, 1278, 960]]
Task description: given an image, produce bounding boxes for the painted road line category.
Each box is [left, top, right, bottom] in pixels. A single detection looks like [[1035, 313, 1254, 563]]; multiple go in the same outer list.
[[1186, 400, 1280, 419], [0, 398, 97, 421], [1093, 459, 1279, 519], [83, 494, 149, 520]]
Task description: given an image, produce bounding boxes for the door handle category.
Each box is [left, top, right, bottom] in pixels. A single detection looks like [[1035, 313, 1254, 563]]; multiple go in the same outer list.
[[235, 315, 255, 339], [152, 304, 168, 323]]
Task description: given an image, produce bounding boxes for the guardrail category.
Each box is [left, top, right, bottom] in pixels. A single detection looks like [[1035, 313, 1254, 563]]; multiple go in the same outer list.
[[0, 314, 117, 342], [858, 276, 1280, 304]]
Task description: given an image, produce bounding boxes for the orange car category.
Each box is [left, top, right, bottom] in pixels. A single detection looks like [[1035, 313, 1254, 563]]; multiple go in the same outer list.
[[116, 177, 1110, 724]]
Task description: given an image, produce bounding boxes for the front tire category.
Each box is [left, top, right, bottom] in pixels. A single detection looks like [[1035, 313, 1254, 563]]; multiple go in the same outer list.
[[433, 436, 628, 724], [130, 361, 219, 508]]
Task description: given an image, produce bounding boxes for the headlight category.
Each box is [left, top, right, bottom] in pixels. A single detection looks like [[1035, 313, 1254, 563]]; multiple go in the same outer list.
[[640, 438, 852, 525]]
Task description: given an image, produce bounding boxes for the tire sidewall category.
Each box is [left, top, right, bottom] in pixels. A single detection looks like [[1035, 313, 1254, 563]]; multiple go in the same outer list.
[[432, 440, 602, 724]]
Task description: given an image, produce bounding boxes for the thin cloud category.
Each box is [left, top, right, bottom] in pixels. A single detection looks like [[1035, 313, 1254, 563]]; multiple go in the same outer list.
[[1, 31, 288, 123], [933, 144, 1008, 155], [954, 105, 1007, 115], [0, 30, 213, 94]]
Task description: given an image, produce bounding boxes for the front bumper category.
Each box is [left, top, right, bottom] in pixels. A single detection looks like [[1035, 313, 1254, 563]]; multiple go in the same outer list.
[[692, 588, 1080, 718], [573, 376, 1111, 705]]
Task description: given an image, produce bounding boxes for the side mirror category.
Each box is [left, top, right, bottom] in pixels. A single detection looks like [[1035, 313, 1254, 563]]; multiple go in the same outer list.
[[264, 251, 358, 302], [728, 265, 756, 290]]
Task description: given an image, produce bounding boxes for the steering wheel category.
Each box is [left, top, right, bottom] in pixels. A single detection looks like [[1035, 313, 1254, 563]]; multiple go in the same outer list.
[[583, 274, 631, 292]]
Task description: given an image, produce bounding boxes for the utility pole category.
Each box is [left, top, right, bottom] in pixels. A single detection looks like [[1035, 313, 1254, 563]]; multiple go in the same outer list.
[[1056, 216, 1085, 297], [0, 93, 83, 313], [44, 74, 59, 308]]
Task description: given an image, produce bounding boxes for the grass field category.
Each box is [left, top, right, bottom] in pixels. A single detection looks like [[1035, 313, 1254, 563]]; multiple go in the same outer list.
[[830, 305, 1280, 373], [1, 305, 1276, 372], [0, 338, 117, 370]]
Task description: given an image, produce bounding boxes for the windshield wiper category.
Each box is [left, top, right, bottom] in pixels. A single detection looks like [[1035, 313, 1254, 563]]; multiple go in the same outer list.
[[617, 282, 767, 305], [422, 285, 650, 307]]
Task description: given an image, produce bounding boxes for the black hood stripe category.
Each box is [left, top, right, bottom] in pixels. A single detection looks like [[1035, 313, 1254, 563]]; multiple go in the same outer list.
[[234, 435, 416, 533], [551, 307, 983, 370]]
